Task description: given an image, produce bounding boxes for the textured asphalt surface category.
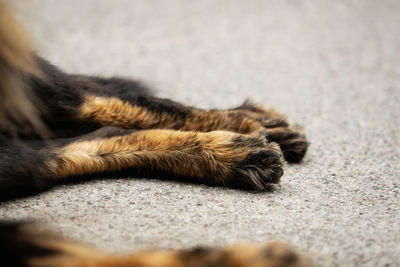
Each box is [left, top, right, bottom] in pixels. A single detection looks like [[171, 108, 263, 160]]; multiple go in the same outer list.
[[1, 1, 399, 266]]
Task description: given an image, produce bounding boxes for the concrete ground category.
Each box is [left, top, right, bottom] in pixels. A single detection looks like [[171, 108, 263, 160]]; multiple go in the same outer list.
[[1, 0, 399, 266]]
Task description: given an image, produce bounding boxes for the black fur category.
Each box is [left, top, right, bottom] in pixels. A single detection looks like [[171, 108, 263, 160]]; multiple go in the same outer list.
[[0, 221, 60, 267], [0, 140, 52, 201]]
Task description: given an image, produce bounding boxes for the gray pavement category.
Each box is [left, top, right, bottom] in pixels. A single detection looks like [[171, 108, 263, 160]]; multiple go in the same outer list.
[[1, 1, 399, 266]]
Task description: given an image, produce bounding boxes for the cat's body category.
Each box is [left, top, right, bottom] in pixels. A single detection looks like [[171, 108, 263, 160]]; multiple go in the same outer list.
[[0, 1, 310, 266]]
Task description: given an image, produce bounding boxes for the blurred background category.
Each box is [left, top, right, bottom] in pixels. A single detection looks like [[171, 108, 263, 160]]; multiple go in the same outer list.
[[2, 0, 399, 266]]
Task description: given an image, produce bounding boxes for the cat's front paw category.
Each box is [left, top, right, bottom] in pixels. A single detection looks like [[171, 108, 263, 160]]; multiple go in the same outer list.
[[263, 127, 309, 163], [204, 132, 285, 190]]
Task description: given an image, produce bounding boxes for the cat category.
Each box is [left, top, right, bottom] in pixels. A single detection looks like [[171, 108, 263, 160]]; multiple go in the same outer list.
[[0, 1, 310, 266]]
